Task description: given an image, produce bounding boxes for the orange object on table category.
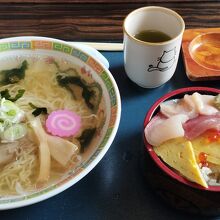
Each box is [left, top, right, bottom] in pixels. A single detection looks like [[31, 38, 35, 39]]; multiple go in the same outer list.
[[182, 28, 220, 81]]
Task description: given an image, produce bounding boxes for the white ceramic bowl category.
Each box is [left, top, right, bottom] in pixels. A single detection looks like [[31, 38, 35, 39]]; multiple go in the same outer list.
[[0, 36, 121, 209]]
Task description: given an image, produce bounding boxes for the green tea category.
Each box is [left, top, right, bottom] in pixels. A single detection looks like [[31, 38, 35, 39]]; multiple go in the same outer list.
[[134, 30, 171, 43]]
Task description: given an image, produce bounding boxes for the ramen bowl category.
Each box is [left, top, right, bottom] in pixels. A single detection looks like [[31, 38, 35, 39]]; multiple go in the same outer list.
[[0, 36, 121, 209], [143, 87, 220, 215]]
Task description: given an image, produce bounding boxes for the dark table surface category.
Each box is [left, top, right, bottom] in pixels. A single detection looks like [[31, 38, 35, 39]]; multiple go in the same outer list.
[[1, 50, 220, 220]]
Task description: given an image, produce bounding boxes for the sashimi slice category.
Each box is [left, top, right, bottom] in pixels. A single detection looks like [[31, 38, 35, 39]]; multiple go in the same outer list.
[[160, 93, 218, 119], [188, 93, 218, 115], [183, 113, 220, 140], [145, 114, 188, 146], [160, 98, 197, 119]]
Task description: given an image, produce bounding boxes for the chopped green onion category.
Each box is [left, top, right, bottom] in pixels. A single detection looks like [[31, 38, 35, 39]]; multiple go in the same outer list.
[[0, 98, 24, 123], [1, 123, 27, 142]]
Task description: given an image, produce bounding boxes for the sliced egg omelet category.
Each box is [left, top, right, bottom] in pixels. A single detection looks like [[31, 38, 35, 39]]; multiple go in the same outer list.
[[154, 137, 208, 188]]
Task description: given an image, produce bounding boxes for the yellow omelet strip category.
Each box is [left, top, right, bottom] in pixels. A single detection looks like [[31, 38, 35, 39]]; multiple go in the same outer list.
[[154, 138, 208, 188]]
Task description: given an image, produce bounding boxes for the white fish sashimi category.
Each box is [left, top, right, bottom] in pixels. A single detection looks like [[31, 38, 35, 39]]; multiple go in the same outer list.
[[160, 93, 218, 119], [189, 93, 218, 115], [145, 114, 188, 146], [160, 99, 197, 119]]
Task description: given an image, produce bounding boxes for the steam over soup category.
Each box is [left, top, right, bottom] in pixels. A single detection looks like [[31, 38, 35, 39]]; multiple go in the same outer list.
[[145, 92, 220, 188], [0, 58, 105, 195]]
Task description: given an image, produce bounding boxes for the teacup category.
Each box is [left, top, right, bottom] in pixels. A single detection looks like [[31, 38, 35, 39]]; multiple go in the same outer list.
[[123, 6, 185, 88]]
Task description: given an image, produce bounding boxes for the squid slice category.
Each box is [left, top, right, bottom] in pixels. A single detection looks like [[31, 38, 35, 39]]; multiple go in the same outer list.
[[160, 93, 218, 119], [184, 93, 218, 116], [190, 93, 218, 115]]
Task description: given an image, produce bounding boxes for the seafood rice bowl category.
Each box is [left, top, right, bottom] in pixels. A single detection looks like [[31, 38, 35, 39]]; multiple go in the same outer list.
[[144, 87, 220, 191]]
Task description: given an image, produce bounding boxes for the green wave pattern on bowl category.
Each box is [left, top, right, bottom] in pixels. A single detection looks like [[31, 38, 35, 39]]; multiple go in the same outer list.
[[0, 40, 118, 205]]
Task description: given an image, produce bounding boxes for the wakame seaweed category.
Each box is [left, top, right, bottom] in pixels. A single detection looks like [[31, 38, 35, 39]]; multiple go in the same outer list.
[[78, 128, 96, 153], [0, 89, 25, 102], [0, 60, 28, 85], [29, 103, 48, 117], [56, 75, 102, 112]]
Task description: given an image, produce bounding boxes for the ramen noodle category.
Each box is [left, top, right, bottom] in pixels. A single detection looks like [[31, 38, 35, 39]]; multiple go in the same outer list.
[[0, 57, 105, 195]]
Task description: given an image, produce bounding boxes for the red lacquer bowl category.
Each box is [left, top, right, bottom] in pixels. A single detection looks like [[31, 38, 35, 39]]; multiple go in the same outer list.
[[143, 87, 220, 192]]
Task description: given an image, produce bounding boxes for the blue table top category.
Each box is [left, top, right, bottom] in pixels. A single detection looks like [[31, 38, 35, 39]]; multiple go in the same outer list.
[[1, 51, 220, 220]]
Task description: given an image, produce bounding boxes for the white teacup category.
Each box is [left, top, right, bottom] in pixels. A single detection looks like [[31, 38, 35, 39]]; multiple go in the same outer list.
[[123, 6, 185, 88]]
